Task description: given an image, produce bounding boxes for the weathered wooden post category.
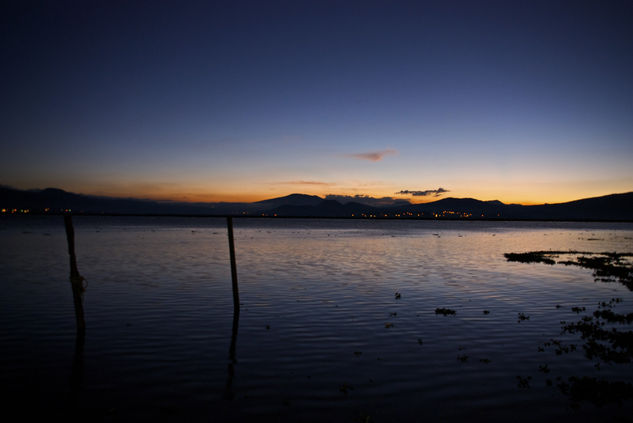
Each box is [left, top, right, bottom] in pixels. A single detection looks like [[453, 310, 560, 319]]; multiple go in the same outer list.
[[64, 214, 86, 335], [64, 214, 80, 279], [224, 216, 240, 399], [226, 217, 240, 312]]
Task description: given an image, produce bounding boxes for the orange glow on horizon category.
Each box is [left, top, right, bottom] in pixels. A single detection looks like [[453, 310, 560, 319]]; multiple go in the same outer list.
[[75, 188, 628, 206], [22, 179, 631, 206]]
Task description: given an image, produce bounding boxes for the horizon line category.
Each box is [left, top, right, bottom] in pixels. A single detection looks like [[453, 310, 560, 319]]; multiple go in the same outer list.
[[3, 185, 632, 208]]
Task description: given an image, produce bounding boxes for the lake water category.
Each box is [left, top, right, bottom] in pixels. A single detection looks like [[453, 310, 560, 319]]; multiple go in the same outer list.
[[1, 216, 633, 422]]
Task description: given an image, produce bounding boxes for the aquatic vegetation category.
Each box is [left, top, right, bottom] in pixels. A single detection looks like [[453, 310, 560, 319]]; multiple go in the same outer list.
[[593, 309, 633, 324], [504, 251, 556, 265], [599, 297, 623, 308], [575, 256, 633, 289], [435, 308, 456, 315], [339, 383, 354, 394], [540, 339, 577, 356], [508, 250, 633, 406], [548, 302, 633, 400], [516, 376, 531, 389], [505, 251, 633, 290], [562, 318, 633, 364], [542, 298, 633, 365]]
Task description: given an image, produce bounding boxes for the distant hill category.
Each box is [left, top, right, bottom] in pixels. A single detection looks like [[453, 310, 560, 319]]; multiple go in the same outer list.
[[1, 186, 632, 220], [0, 186, 213, 215], [520, 193, 633, 220], [254, 193, 323, 208], [398, 197, 508, 217], [382, 193, 633, 220]]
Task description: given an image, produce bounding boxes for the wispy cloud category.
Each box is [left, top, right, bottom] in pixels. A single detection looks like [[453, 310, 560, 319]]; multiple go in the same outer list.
[[396, 188, 449, 197], [278, 180, 334, 186], [345, 149, 397, 162]]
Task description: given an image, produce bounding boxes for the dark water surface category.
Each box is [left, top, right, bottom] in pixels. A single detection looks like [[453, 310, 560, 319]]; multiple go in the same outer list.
[[1, 216, 633, 422]]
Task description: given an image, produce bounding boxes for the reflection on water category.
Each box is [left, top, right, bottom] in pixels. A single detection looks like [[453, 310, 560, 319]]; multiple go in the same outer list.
[[64, 215, 86, 335], [65, 215, 86, 409], [69, 312, 85, 410], [224, 306, 239, 401], [1, 216, 632, 421]]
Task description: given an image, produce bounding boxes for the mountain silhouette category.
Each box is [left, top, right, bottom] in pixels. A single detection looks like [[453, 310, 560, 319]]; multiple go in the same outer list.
[[1, 186, 632, 220], [254, 193, 324, 208]]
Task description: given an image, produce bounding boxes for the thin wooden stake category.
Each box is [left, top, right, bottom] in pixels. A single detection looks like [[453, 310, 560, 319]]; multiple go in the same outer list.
[[64, 214, 80, 279], [64, 214, 86, 335], [227, 217, 240, 311]]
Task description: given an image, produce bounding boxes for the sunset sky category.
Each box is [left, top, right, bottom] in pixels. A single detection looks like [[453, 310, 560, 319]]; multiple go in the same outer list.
[[2, 0, 632, 205]]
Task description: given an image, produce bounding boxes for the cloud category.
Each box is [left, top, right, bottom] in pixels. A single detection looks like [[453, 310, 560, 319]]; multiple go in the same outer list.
[[395, 188, 449, 197], [345, 149, 397, 162], [278, 180, 334, 185]]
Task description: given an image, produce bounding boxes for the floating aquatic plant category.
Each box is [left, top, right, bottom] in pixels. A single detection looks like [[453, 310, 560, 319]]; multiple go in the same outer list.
[[504, 251, 556, 265], [504, 251, 633, 290], [516, 376, 532, 389], [506, 250, 633, 406], [593, 309, 633, 324], [339, 383, 354, 394]]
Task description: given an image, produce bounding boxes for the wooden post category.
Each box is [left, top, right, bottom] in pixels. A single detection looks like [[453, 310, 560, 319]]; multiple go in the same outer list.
[[64, 214, 80, 279], [227, 217, 240, 311], [64, 214, 86, 335], [224, 217, 240, 400]]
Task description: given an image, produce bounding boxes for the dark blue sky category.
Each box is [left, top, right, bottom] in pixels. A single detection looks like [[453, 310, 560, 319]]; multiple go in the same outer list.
[[2, 0, 632, 203]]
